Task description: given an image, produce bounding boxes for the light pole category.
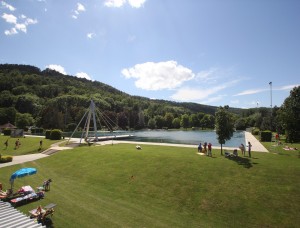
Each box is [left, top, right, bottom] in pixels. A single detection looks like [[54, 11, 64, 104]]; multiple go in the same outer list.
[[269, 82, 272, 130]]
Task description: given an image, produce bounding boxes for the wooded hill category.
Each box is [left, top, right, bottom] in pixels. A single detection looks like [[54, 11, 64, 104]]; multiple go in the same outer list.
[[0, 64, 243, 130]]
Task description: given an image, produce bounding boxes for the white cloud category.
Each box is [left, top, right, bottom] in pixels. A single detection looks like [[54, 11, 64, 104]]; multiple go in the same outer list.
[[104, 0, 146, 8], [234, 89, 266, 96], [87, 33, 96, 39], [2, 13, 38, 35], [277, 84, 299, 91], [195, 67, 219, 83], [46, 64, 67, 75], [2, 13, 17, 24], [104, 0, 126, 8], [2, 1, 16, 11], [202, 95, 227, 104], [77, 3, 86, 12], [4, 27, 17, 35], [76, 72, 92, 80], [122, 61, 195, 90], [170, 84, 227, 102], [25, 18, 38, 25], [71, 3, 86, 19], [128, 0, 146, 8], [15, 23, 27, 33]]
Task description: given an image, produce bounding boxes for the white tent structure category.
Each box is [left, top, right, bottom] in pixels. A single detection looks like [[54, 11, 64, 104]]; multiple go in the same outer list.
[[67, 100, 132, 145]]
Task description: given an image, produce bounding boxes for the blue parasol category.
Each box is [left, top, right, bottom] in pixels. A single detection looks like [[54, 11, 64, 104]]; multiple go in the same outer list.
[[10, 168, 37, 182]]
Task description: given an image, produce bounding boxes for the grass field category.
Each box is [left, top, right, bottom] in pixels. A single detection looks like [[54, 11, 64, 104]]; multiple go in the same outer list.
[[0, 138, 299, 228]]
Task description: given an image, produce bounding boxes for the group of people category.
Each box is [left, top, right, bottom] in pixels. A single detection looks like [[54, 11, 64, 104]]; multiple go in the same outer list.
[[198, 142, 212, 157], [239, 142, 252, 157], [197, 141, 252, 158]]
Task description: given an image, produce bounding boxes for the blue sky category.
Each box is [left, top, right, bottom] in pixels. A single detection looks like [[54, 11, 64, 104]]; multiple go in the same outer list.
[[0, 0, 299, 109]]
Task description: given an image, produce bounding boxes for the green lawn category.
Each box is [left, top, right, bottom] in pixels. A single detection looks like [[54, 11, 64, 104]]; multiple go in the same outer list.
[[0, 142, 299, 227], [0, 135, 61, 156]]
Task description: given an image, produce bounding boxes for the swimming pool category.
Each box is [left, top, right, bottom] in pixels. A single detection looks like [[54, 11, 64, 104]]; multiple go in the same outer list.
[[125, 130, 245, 147]]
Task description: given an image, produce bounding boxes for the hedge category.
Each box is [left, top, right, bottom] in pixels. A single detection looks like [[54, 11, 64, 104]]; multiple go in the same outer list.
[[0, 155, 13, 163], [50, 129, 62, 140], [260, 130, 272, 142], [2, 129, 11, 136]]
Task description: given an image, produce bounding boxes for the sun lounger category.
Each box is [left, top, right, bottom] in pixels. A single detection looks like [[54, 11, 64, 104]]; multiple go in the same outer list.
[[10, 191, 44, 206], [29, 203, 56, 226]]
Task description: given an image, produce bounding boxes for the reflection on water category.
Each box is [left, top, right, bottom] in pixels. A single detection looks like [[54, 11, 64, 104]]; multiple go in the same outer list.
[[127, 130, 245, 147]]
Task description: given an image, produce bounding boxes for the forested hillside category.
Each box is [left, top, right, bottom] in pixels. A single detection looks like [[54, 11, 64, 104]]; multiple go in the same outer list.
[[0, 64, 243, 130]]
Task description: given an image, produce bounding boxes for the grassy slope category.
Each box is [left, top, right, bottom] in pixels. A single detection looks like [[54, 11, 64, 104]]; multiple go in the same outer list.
[[0, 135, 61, 156], [0, 143, 299, 228]]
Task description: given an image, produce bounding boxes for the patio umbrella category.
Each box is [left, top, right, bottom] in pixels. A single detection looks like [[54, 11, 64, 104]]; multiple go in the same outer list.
[[9, 168, 37, 189]]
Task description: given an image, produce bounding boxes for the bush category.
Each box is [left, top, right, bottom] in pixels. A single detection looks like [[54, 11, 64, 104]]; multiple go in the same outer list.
[[50, 129, 62, 140], [252, 128, 260, 135], [0, 155, 13, 163], [260, 130, 272, 142], [45, 130, 51, 139], [2, 128, 11, 136]]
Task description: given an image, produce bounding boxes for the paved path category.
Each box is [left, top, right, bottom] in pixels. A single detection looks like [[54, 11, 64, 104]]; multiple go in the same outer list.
[[244, 131, 268, 152], [0, 153, 49, 168], [0, 132, 268, 168]]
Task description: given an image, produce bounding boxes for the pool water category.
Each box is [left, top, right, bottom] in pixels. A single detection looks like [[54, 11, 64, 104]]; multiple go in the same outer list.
[[125, 130, 245, 147]]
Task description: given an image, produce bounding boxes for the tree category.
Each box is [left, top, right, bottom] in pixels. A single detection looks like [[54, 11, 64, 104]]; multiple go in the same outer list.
[[235, 118, 246, 130], [148, 118, 156, 129], [164, 112, 174, 129], [180, 114, 190, 129], [15, 113, 35, 129], [0, 107, 17, 125], [172, 117, 181, 129], [215, 106, 235, 155], [117, 112, 128, 130], [277, 86, 300, 142], [155, 115, 165, 129], [189, 113, 199, 127], [200, 114, 215, 129]]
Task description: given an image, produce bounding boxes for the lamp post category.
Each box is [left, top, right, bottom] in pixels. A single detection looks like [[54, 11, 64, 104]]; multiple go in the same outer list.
[[269, 82, 272, 130]]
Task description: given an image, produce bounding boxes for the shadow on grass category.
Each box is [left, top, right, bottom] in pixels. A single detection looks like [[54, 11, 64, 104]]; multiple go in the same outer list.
[[225, 155, 255, 169]]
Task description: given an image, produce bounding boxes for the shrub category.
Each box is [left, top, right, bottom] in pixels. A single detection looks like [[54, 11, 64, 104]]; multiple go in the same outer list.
[[252, 128, 260, 135], [0, 155, 13, 163], [3, 128, 11, 136], [50, 129, 62, 140], [260, 130, 272, 142], [45, 130, 51, 139]]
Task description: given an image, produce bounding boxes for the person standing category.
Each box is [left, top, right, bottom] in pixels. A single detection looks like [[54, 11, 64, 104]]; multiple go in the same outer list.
[[4, 139, 8, 149], [203, 142, 207, 154], [207, 142, 212, 157], [248, 141, 252, 158], [239, 143, 245, 156], [198, 143, 202, 153], [39, 140, 43, 149]]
